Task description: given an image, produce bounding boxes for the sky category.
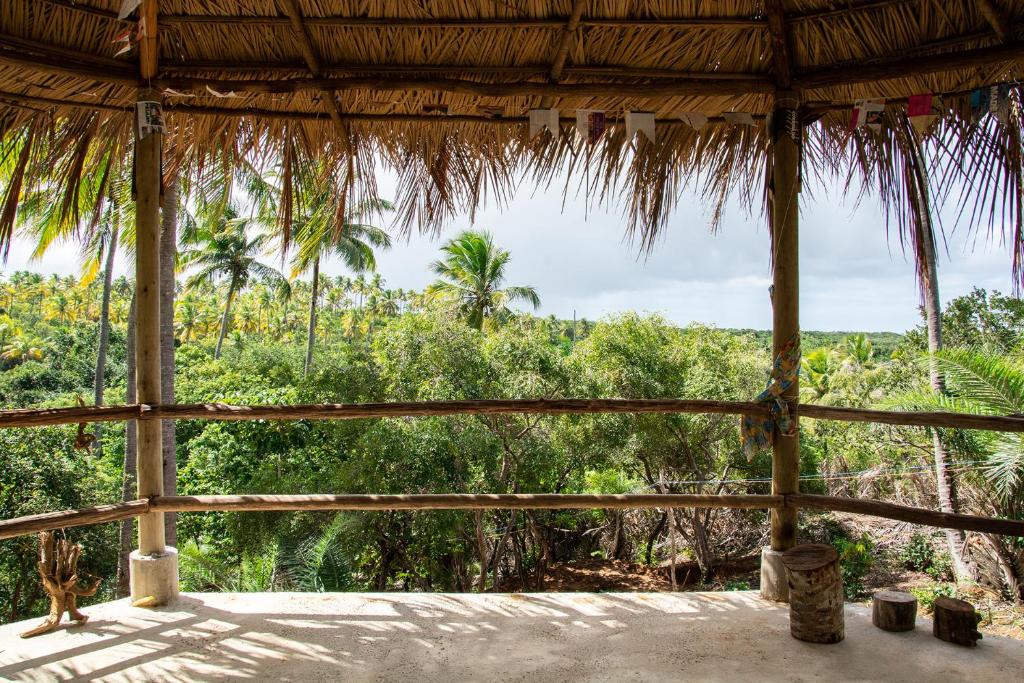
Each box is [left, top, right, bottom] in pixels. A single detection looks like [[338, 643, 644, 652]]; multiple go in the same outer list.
[[0, 174, 1015, 333]]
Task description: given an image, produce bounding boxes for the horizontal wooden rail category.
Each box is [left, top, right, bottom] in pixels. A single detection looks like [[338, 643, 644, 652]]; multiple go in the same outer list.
[[149, 493, 781, 513], [2, 493, 1021, 541], [3, 399, 1024, 433], [790, 494, 1024, 537], [0, 500, 149, 541]]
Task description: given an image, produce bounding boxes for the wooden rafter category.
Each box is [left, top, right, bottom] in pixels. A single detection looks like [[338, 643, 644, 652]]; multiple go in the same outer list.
[[538, 0, 587, 109], [765, 0, 794, 89], [277, 0, 346, 131], [977, 0, 1013, 42]]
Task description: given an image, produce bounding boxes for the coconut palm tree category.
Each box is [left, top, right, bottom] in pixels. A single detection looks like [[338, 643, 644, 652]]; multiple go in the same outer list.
[[291, 196, 392, 376], [428, 230, 540, 330], [181, 207, 289, 359]]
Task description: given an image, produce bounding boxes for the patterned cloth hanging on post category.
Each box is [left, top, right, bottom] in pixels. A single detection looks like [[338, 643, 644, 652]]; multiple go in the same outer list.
[[741, 333, 800, 461]]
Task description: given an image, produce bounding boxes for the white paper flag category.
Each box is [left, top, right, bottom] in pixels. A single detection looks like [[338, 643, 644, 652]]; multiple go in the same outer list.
[[723, 112, 756, 127], [849, 99, 885, 132], [136, 101, 166, 139], [118, 0, 142, 20], [528, 108, 560, 137], [625, 111, 656, 142], [206, 85, 240, 98], [679, 112, 708, 131]]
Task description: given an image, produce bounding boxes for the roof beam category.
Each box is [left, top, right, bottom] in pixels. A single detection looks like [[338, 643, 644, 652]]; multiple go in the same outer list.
[[977, 0, 1013, 42], [539, 0, 587, 108], [794, 41, 1024, 89], [277, 0, 346, 131], [765, 0, 794, 89], [153, 75, 775, 98]]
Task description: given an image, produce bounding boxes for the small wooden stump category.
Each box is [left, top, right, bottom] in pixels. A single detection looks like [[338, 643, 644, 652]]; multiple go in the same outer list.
[[933, 596, 983, 647], [782, 543, 844, 644], [872, 590, 917, 632]]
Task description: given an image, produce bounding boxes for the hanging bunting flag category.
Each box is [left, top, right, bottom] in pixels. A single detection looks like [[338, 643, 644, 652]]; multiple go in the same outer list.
[[969, 84, 1010, 123], [118, 0, 142, 20], [625, 111, 656, 142], [163, 88, 194, 98], [112, 25, 133, 56], [907, 93, 936, 134], [575, 109, 607, 143], [136, 101, 166, 139], [723, 112, 756, 127], [849, 99, 885, 132], [528, 108, 560, 137], [679, 112, 708, 131], [206, 85, 240, 98]]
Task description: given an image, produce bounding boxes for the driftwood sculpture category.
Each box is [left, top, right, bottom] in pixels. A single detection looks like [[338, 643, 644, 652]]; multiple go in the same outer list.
[[20, 531, 100, 638]]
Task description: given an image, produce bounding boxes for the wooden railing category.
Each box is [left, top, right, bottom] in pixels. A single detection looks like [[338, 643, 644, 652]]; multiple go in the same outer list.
[[1, 400, 1022, 542]]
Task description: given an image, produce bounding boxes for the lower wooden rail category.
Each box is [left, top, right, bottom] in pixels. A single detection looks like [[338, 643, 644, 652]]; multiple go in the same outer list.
[[0, 500, 149, 541], [2, 492, 1022, 542]]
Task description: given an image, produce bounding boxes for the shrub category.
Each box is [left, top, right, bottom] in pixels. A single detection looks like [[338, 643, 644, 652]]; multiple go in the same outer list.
[[899, 533, 954, 581], [910, 583, 957, 611], [834, 533, 875, 599]]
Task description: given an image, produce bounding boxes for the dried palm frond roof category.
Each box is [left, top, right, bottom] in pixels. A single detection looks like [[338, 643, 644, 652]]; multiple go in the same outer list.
[[0, 0, 1023, 258]]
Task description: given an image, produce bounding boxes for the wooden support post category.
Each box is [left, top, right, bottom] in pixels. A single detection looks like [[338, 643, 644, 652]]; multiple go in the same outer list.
[[135, 0, 164, 558], [770, 90, 801, 552]]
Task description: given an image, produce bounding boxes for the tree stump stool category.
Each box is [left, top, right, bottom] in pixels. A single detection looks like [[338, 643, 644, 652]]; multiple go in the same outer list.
[[933, 596, 983, 646], [781, 543, 844, 644], [872, 590, 917, 632]]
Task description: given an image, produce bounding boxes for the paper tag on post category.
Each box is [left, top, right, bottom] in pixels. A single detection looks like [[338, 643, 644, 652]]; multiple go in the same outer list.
[[136, 101, 166, 139]]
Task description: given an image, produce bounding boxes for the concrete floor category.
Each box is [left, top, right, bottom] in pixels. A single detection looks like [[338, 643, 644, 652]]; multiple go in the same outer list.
[[0, 592, 1021, 682]]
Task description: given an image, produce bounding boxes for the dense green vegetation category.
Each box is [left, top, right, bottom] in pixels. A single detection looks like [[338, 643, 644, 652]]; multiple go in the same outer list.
[[2, 223, 1023, 622]]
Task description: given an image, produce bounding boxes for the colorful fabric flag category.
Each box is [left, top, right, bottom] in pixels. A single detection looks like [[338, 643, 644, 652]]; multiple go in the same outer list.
[[907, 93, 933, 117], [679, 112, 708, 131], [528, 108, 560, 137], [908, 93, 936, 134], [118, 0, 142, 20], [740, 333, 801, 461], [136, 101, 166, 139], [723, 112, 756, 127], [849, 99, 885, 132], [575, 109, 607, 143], [969, 84, 1010, 123], [625, 111, 656, 142]]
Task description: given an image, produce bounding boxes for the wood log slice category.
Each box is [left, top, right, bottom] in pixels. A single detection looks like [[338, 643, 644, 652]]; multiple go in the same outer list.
[[872, 590, 917, 632], [782, 543, 844, 644], [933, 596, 982, 646]]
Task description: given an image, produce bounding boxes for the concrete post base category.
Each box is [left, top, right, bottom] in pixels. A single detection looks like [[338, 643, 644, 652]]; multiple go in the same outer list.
[[760, 547, 790, 602], [130, 547, 179, 606]]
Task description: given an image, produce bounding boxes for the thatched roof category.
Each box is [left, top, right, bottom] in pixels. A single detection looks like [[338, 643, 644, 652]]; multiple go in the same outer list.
[[1, 1, 1023, 259]]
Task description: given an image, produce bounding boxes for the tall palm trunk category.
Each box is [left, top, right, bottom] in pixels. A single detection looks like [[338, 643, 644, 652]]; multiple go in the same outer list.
[[93, 221, 119, 458], [116, 293, 137, 597], [908, 134, 975, 582], [214, 284, 237, 359], [161, 176, 178, 545], [304, 255, 320, 377]]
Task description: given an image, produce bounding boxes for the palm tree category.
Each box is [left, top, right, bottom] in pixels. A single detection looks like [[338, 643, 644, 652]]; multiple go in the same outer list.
[[291, 196, 392, 376], [181, 207, 289, 359], [428, 230, 540, 330], [896, 349, 1024, 599]]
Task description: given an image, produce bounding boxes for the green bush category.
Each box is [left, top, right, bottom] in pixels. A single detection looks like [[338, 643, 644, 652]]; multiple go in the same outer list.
[[899, 533, 954, 581], [834, 533, 875, 599], [910, 583, 957, 611]]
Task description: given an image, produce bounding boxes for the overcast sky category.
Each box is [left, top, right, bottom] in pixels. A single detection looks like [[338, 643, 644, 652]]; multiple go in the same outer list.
[[0, 173, 1014, 333]]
